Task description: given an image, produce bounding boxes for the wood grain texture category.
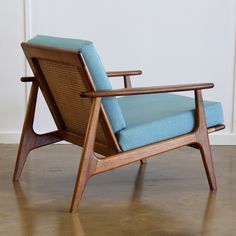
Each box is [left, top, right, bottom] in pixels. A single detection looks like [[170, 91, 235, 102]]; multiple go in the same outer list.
[[107, 70, 142, 77], [81, 83, 214, 97], [194, 90, 217, 190], [94, 133, 197, 175], [70, 98, 101, 213]]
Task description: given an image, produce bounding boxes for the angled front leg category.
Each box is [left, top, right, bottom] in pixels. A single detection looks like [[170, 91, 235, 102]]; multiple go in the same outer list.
[[13, 82, 61, 181], [194, 90, 217, 190], [70, 98, 101, 213]]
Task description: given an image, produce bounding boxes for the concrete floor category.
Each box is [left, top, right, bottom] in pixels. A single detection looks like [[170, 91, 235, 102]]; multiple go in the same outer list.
[[0, 144, 236, 236]]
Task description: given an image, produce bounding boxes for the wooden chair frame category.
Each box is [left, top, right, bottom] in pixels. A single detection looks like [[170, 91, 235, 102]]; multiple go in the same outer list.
[[13, 44, 225, 213]]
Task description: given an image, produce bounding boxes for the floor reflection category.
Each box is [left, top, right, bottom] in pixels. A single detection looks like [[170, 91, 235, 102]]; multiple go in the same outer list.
[[200, 192, 216, 236], [131, 162, 147, 202], [13, 162, 219, 236], [14, 183, 85, 236]]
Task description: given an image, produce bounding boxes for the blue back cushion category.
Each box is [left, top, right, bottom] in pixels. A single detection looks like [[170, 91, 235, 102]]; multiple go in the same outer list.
[[28, 35, 126, 133]]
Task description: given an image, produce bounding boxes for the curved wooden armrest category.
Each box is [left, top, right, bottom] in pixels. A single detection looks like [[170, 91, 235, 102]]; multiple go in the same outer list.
[[107, 70, 142, 77], [21, 76, 35, 82], [81, 83, 214, 98]]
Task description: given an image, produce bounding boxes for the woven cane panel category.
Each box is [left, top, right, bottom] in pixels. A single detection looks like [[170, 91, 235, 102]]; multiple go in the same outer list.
[[37, 59, 107, 144]]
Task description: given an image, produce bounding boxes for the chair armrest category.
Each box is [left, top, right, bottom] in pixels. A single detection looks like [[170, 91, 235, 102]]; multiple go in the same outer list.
[[81, 83, 214, 98], [21, 76, 35, 82], [107, 70, 142, 77], [107, 70, 142, 89]]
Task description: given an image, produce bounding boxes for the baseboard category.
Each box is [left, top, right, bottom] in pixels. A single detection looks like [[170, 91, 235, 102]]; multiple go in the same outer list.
[[209, 133, 236, 145], [0, 133, 21, 144], [0, 132, 69, 145], [0, 132, 236, 145]]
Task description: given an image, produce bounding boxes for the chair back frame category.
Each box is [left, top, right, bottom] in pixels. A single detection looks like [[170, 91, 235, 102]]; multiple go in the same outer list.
[[21, 43, 120, 155]]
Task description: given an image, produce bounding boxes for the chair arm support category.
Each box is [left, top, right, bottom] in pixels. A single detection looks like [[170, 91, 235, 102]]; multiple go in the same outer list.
[[81, 83, 214, 98], [107, 70, 142, 89], [106, 70, 142, 77], [21, 76, 35, 82]]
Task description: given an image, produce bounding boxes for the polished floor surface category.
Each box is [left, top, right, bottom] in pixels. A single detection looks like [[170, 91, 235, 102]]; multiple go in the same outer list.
[[0, 144, 236, 236]]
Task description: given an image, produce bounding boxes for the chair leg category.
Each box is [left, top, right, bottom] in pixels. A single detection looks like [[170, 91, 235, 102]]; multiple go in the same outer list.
[[13, 83, 38, 181], [70, 153, 93, 213], [140, 159, 147, 164], [194, 90, 217, 191], [13, 83, 61, 181], [13, 130, 36, 181], [70, 98, 101, 213], [198, 135, 217, 191], [13, 130, 62, 181]]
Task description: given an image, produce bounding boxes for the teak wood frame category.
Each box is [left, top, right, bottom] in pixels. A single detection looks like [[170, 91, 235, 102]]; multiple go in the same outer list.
[[13, 44, 225, 213]]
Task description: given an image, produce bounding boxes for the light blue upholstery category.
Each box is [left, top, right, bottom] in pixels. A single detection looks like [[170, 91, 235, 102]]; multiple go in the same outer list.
[[117, 94, 224, 151], [28, 35, 224, 152], [28, 35, 126, 133]]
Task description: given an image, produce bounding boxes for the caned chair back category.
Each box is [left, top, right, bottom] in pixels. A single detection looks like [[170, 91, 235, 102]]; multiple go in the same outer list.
[[22, 39, 120, 155]]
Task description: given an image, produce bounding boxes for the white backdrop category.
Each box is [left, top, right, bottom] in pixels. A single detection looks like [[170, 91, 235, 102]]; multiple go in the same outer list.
[[0, 0, 25, 142], [0, 0, 236, 144]]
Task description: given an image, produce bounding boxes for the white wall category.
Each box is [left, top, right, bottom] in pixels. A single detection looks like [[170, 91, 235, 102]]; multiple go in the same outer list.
[[0, 0, 236, 144], [0, 0, 26, 142]]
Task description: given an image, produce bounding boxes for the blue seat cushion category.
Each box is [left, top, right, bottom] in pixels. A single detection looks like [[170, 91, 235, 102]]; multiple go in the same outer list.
[[117, 93, 224, 151], [28, 35, 126, 133]]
